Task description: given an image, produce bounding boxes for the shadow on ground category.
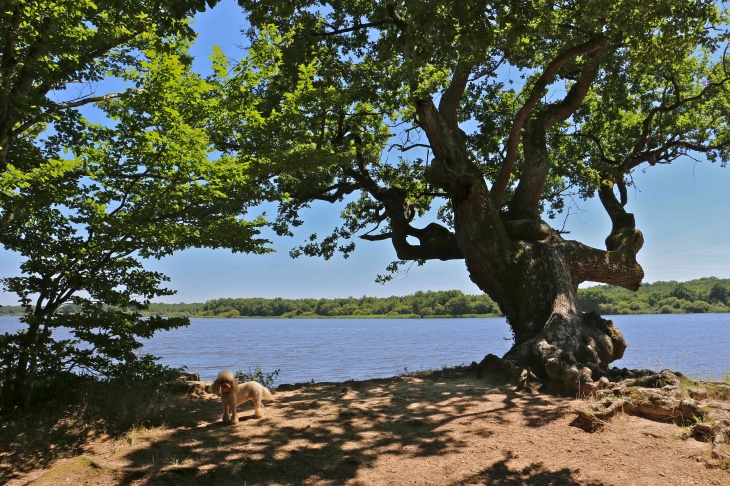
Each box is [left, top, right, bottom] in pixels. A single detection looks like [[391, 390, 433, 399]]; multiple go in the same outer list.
[[0, 383, 210, 484], [95, 369, 577, 485], [450, 452, 607, 486]]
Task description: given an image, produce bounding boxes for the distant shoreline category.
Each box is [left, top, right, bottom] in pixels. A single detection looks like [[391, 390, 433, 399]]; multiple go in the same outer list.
[[1, 277, 728, 318], [182, 313, 503, 319]]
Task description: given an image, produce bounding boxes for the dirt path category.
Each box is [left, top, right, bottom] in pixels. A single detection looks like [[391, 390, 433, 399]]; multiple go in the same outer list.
[[7, 369, 730, 485]]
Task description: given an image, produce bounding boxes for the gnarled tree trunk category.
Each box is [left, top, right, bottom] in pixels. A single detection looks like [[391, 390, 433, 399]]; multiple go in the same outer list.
[[452, 175, 640, 393], [409, 60, 644, 393]]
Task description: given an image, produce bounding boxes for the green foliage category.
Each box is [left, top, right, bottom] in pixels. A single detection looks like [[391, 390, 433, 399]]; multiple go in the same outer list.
[[0, 0, 216, 167], [0, 10, 319, 411], [226, 0, 730, 276], [708, 283, 729, 305], [142, 290, 501, 318], [670, 283, 697, 302], [0, 34, 281, 411], [577, 277, 730, 315], [235, 367, 281, 388], [0, 1, 222, 412], [4, 278, 726, 321], [140, 278, 730, 318]]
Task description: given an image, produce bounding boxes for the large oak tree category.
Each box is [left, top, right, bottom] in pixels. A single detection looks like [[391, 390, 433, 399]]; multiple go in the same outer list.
[[228, 0, 730, 392]]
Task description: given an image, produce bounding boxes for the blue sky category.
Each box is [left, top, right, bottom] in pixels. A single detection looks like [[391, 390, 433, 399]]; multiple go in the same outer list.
[[0, 0, 728, 305]]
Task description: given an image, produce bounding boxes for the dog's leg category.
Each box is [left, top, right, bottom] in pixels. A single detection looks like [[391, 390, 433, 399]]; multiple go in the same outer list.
[[254, 399, 264, 418], [222, 394, 236, 424], [221, 402, 230, 424], [230, 402, 239, 424]]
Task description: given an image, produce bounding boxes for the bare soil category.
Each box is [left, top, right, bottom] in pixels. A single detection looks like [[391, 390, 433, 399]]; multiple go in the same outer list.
[[4, 369, 730, 485]]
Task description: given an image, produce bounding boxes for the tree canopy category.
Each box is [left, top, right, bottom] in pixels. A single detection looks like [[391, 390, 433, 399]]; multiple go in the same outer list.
[[221, 0, 730, 392], [0, 2, 302, 411], [225, 0, 730, 269], [0, 0, 221, 170]]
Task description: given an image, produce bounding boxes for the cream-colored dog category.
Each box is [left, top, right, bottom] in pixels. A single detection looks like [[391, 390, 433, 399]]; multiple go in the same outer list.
[[210, 370, 273, 424]]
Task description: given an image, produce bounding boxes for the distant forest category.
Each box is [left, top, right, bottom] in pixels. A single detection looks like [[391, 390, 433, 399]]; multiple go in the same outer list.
[[1, 277, 728, 318]]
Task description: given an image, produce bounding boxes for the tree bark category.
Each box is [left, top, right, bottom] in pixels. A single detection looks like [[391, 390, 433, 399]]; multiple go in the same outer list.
[[463, 208, 630, 393], [411, 68, 642, 394]]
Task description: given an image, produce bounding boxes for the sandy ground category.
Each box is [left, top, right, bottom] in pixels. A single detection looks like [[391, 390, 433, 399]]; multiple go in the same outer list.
[[5, 369, 730, 485]]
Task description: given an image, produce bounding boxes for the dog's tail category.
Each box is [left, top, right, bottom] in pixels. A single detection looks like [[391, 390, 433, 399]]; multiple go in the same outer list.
[[262, 386, 273, 400], [211, 369, 237, 394]]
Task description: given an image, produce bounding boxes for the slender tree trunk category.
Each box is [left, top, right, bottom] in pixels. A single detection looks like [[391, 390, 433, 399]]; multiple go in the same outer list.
[[1, 314, 43, 412]]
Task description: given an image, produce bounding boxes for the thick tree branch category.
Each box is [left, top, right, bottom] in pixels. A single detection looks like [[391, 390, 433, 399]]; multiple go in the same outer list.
[[491, 35, 608, 206], [360, 232, 392, 241], [438, 64, 471, 140], [340, 132, 463, 261], [507, 118, 548, 219], [566, 180, 644, 290], [314, 20, 391, 36], [508, 50, 605, 219], [542, 50, 604, 129], [565, 238, 644, 291], [598, 180, 636, 237], [360, 221, 463, 260]]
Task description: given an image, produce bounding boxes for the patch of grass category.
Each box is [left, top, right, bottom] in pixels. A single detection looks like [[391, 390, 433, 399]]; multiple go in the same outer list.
[[399, 363, 473, 379], [400, 366, 435, 378], [677, 372, 730, 401], [166, 454, 190, 467], [677, 374, 699, 392], [709, 384, 730, 401], [0, 375, 193, 481], [31, 456, 107, 484]]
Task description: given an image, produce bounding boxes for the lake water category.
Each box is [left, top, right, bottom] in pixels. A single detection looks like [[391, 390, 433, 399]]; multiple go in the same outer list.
[[1, 314, 728, 384]]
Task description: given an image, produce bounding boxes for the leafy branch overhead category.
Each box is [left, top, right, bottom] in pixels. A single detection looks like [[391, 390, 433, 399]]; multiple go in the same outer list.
[[0, 10, 317, 409], [227, 0, 730, 271], [229, 0, 730, 394]]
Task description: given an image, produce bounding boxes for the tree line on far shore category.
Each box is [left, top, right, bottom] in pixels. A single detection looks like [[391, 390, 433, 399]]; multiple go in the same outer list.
[[3, 277, 727, 318]]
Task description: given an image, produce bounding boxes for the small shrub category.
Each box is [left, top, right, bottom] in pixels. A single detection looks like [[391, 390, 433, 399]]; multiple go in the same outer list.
[[682, 300, 711, 313], [617, 304, 632, 314], [629, 301, 649, 312], [418, 306, 434, 317], [234, 367, 281, 388], [658, 297, 683, 309], [712, 303, 730, 313], [598, 303, 619, 315]]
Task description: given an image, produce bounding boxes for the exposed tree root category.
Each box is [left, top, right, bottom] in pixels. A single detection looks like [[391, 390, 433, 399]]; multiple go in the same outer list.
[[568, 369, 730, 464], [475, 357, 730, 465], [476, 354, 543, 393]]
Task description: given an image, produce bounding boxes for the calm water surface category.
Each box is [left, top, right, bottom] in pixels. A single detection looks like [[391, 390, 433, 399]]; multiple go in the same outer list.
[[1, 314, 728, 383]]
